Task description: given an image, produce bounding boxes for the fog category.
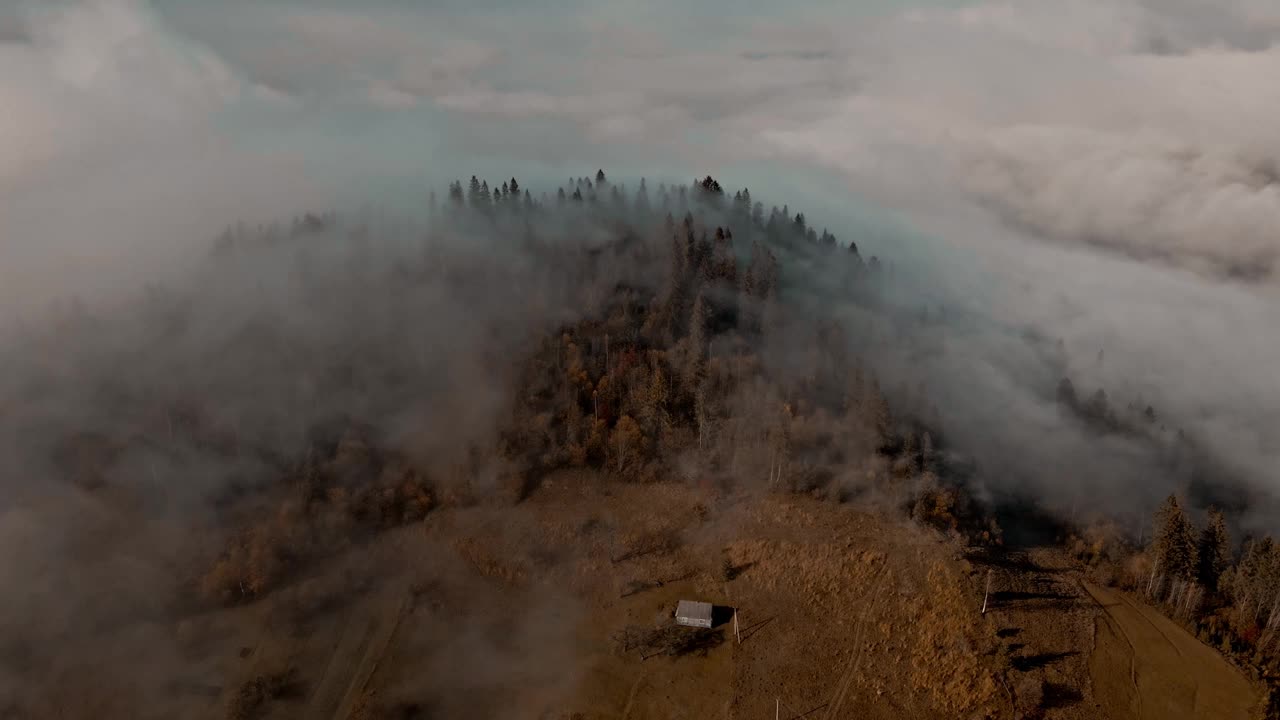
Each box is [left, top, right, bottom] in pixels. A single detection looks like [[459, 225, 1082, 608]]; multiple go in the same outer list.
[[3, 0, 1280, 715]]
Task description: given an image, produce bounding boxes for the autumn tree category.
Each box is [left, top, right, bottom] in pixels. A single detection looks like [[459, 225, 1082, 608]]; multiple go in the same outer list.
[[611, 414, 645, 473]]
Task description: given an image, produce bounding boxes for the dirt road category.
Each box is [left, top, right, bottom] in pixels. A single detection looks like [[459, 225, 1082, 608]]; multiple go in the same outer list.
[[1083, 582, 1258, 720]]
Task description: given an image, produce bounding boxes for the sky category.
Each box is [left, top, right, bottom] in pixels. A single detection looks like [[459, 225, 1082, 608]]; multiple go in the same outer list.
[[2, 0, 1280, 522]]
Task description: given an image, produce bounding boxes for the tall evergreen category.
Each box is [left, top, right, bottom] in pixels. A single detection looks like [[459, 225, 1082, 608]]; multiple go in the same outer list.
[[634, 178, 650, 216], [1198, 507, 1230, 592], [1153, 494, 1198, 580]]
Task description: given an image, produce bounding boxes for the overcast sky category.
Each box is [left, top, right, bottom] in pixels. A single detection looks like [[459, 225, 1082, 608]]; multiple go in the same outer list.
[[3, 0, 1279, 520]]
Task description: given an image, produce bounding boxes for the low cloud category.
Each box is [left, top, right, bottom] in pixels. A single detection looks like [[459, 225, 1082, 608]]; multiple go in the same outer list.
[[0, 0, 328, 321], [5, 0, 1280, 538]]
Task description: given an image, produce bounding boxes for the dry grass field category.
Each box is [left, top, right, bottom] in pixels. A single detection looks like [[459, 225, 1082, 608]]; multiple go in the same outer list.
[[166, 471, 1262, 720]]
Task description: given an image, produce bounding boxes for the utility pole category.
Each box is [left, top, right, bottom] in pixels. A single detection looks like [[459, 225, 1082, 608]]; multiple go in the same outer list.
[[981, 570, 992, 615]]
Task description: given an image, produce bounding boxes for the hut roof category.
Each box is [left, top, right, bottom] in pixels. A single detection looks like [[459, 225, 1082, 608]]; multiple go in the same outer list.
[[675, 600, 713, 627]]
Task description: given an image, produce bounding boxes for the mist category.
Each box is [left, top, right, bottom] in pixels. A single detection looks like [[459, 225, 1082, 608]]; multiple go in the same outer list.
[[3, 0, 1280, 716]]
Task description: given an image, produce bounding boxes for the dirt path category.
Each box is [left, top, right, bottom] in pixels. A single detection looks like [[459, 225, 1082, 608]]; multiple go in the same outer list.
[[1083, 582, 1258, 720], [301, 587, 410, 720], [823, 564, 888, 720], [620, 675, 645, 720], [330, 590, 411, 720]]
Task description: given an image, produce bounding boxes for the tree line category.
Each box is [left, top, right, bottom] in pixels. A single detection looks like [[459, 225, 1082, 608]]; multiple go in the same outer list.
[[1146, 495, 1280, 671]]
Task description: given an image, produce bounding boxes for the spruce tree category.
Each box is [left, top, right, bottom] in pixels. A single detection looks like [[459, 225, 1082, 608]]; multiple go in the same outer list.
[[635, 178, 650, 216], [683, 294, 709, 396], [1197, 507, 1230, 592], [1153, 494, 1198, 580], [866, 381, 893, 453], [920, 431, 936, 473], [1056, 377, 1077, 408]]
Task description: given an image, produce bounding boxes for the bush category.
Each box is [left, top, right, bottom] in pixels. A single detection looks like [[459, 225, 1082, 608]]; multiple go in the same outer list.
[[612, 624, 725, 659], [227, 668, 301, 720]]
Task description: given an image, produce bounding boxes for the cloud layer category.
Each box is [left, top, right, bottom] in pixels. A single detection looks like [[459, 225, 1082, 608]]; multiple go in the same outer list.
[[131, 0, 1280, 282], [4, 0, 1280, 523]]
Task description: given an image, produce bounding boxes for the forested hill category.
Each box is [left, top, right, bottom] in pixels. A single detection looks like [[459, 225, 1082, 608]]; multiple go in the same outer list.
[[11, 168, 1280, 715], [8, 171, 995, 614]]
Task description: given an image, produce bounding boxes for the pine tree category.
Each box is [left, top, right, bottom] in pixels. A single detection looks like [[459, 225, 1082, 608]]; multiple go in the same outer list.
[[1056, 377, 1077, 408], [1153, 494, 1198, 581], [1198, 508, 1230, 592], [683, 294, 709, 395], [1087, 388, 1112, 425], [900, 430, 921, 476], [866, 381, 893, 453], [920, 431, 936, 473], [635, 178, 650, 216]]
